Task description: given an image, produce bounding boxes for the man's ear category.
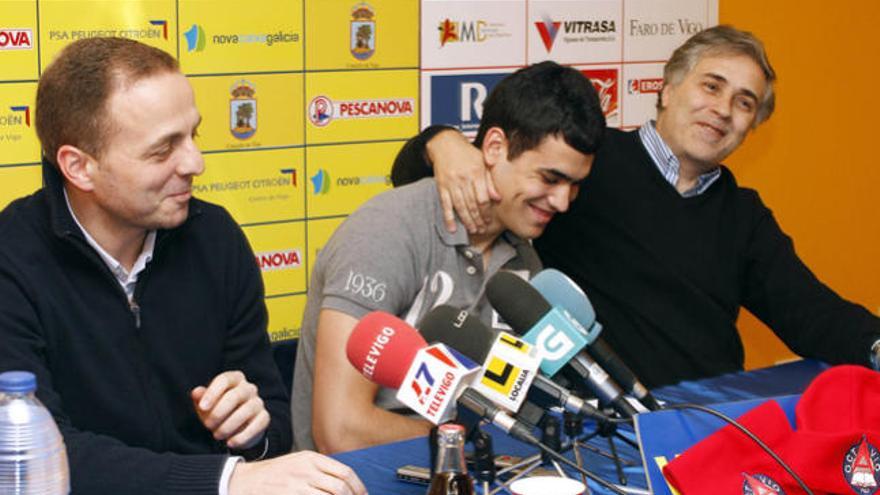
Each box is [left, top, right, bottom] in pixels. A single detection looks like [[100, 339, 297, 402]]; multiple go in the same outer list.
[[659, 81, 673, 110], [56, 144, 96, 192], [481, 127, 508, 169]]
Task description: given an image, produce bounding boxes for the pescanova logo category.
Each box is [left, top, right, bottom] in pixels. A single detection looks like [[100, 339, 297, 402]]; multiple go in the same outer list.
[[308, 95, 413, 127]]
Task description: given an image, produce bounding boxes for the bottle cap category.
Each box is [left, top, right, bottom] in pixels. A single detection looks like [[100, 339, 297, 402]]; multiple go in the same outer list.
[[0, 371, 37, 393], [438, 423, 465, 434]]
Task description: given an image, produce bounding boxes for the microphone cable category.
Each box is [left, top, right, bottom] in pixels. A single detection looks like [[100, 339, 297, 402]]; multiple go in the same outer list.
[[663, 403, 813, 495]]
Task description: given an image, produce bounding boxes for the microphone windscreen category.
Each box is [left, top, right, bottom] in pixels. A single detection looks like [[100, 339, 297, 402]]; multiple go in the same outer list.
[[418, 305, 494, 363], [345, 311, 427, 389], [531, 269, 597, 328], [486, 271, 551, 333]]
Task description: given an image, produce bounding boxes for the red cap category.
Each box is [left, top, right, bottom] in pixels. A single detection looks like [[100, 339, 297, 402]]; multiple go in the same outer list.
[[345, 311, 427, 389], [662, 400, 806, 495], [796, 365, 880, 433]]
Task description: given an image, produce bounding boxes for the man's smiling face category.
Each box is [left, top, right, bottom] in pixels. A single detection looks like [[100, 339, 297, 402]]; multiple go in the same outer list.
[[656, 52, 768, 174]]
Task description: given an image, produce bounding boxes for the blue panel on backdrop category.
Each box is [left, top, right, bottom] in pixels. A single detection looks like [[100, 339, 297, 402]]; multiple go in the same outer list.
[[429, 72, 509, 134]]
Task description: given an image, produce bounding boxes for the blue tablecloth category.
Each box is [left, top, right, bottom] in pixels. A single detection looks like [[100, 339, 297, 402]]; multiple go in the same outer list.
[[333, 359, 829, 494]]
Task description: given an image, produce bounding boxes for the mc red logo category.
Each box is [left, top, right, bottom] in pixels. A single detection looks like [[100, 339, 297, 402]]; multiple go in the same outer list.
[[0, 29, 33, 50]]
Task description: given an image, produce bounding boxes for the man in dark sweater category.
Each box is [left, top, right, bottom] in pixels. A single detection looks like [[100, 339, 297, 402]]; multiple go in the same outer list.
[[392, 25, 880, 387], [0, 38, 365, 495]]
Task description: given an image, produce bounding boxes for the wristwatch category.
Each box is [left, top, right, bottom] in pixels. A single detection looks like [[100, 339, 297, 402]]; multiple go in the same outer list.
[[871, 339, 880, 371]]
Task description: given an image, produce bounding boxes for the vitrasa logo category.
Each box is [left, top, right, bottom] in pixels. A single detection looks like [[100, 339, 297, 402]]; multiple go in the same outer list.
[[535, 17, 616, 51], [255, 249, 302, 272], [0, 29, 33, 50]]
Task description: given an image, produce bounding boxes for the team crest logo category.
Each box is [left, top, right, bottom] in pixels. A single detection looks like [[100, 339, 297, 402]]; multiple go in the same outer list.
[[229, 80, 257, 140], [844, 436, 880, 494], [742, 473, 784, 495], [350, 2, 375, 60]]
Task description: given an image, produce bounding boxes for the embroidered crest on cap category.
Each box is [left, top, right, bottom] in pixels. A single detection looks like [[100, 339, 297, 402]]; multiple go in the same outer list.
[[844, 435, 880, 494], [742, 473, 785, 495]]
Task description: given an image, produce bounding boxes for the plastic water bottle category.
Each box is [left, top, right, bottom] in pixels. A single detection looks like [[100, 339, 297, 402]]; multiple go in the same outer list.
[[0, 371, 69, 494]]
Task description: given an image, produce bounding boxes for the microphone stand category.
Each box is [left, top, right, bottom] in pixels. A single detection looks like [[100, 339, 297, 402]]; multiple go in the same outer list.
[[471, 427, 499, 495], [489, 416, 573, 495], [576, 408, 640, 485]]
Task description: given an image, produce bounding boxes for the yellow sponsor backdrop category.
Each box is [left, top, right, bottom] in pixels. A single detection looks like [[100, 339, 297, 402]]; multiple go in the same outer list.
[[244, 222, 308, 296], [306, 217, 345, 281], [1, 0, 418, 342], [194, 148, 305, 224], [305, 69, 418, 144], [266, 295, 307, 342], [305, 141, 398, 217], [0, 166, 41, 210], [179, 0, 304, 74], [0, 83, 40, 164], [305, 0, 418, 71], [0, 1, 39, 81], [39, 0, 177, 68], [188, 73, 304, 152]]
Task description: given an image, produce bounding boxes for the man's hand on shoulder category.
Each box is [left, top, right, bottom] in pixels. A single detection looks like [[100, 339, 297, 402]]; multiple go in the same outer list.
[[427, 128, 498, 234], [228, 450, 367, 495], [191, 370, 270, 450]]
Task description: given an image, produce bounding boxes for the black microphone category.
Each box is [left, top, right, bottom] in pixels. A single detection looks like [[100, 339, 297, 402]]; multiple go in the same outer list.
[[418, 305, 610, 422], [486, 272, 638, 418]]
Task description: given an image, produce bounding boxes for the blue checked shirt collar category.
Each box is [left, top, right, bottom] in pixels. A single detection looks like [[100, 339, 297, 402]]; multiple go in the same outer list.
[[638, 120, 721, 197]]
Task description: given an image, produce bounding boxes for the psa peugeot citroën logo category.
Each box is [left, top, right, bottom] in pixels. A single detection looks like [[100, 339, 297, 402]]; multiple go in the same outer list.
[[3, 106, 31, 127], [229, 80, 257, 140], [149, 20, 168, 40], [350, 2, 376, 60], [183, 24, 206, 52]]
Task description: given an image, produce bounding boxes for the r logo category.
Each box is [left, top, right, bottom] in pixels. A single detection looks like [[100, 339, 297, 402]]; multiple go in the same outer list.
[[460, 82, 487, 122]]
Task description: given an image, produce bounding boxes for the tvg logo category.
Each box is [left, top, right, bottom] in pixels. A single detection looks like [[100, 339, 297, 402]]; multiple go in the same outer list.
[[535, 324, 576, 361]]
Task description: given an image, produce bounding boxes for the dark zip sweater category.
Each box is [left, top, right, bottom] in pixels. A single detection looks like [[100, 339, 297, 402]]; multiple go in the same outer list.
[[393, 126, 880, 387], [0, 160, 291, 494]]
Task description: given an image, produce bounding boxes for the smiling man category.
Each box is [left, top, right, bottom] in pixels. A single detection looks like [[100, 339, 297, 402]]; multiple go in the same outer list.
[[0, 38, 365, 495], [392, 25, 880, 387], [291, 61, 605, 453]]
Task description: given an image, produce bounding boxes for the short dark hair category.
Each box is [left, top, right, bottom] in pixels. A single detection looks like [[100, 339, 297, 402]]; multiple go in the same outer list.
[[35, 37, 179, 165], [473, 61, 605, 159]]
